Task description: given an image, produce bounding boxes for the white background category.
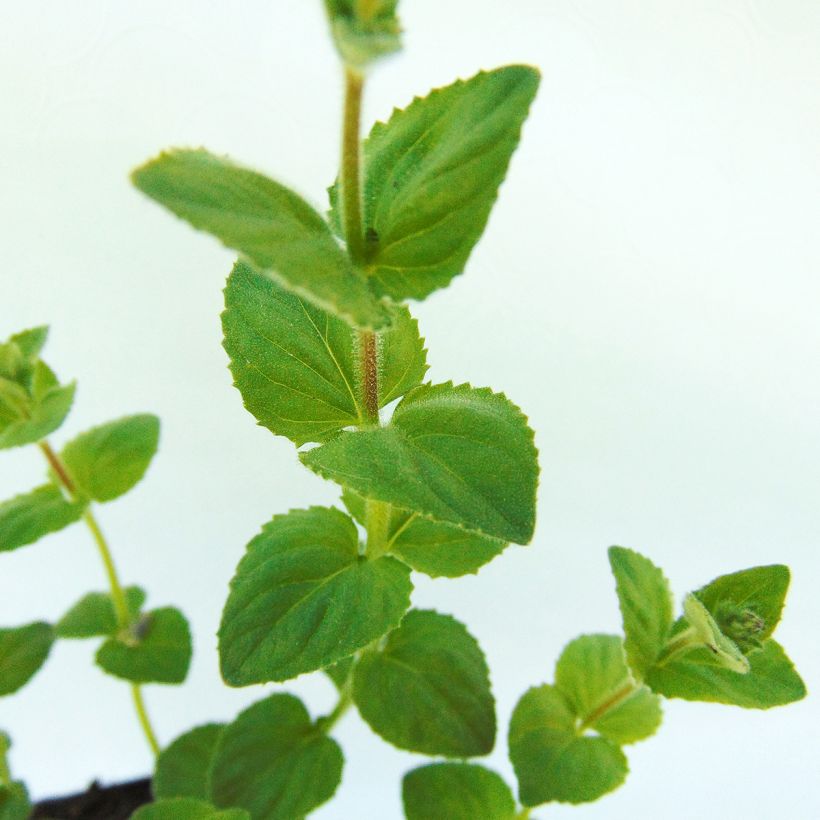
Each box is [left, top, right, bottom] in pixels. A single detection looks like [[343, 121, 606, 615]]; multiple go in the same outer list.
[[1, 1, 819, 818]]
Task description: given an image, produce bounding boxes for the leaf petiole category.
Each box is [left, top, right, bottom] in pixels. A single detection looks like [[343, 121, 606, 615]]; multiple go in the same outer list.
[[655, 626, 701, 668]]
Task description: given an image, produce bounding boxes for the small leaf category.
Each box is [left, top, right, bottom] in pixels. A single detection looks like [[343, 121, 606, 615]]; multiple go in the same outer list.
[[694, 564, 790, 652], [646, 639, 806, 709], [343, 489, 507, 578], [554, 635, 662, 745], [219, 507, 412, 685], [681, 595, 749, 674], [303, 383, 539, 544], [210, 694, 343, 819], [132, 149, 389, 330], [509, 685, 628, 806], [154, 723, 225, 800], [323, 0, 402, 68], [55, 587, 146, 639], [0, 382, 75, 450], [0, 782, 31, 820], [9, 326, 48, 361], [60, 415, 160, 502], [0, 622, 54, 696], [402, 763, 516, 820], [353, 609, 495, 757], [96, 607, 192, 684], [608, 547, 674, 678], [0, 484, 85, 554], [350, 66, 540, 301], [132, 798, 249, 820]]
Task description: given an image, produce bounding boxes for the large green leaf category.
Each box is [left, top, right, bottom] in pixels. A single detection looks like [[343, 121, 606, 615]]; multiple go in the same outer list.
[[0, 484, 85, 553], [402, 763, 516, 820], [344, 66, 539, 301], [219, 507, 412, 685], [608, 547, 673, 678], [132, 149, 389, 330], [508, 685, 628, 807], [222, 262, 426, 446], [96, 607, 192, 684], [0, 622, 54, 696], [323, 0, 401, 67], [132, 799, 249, 820], [0, 382, 75, 450], [56, 587, 146, 639], [210, 694, 342, 820], [342, 489, 506, 578], [646, 639, 806, 709], [554, 634, 661, 745], [303, 383, 539, 544], [693, 564, 790, 652], [60, 415, 160, 502], [154, 723, 226, 800], [353, 609, 495, 757]]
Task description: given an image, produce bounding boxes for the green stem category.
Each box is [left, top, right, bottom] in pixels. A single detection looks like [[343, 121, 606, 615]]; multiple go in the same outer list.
[[319, 686, 354, 734], [365, 497, 391, 558], [0, 746, 10, 786], [341, 66, 366, 264], [38, 440, 161, 757], [655, 626, 701, 668], [578, 679, 639, 731], [516, 808, 532, 820]]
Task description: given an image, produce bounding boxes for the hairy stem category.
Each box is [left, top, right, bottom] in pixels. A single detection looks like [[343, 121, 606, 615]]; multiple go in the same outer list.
[[341, 67, 366, 264], [38, 440, 161, 757], [578, 679, 639, 731]]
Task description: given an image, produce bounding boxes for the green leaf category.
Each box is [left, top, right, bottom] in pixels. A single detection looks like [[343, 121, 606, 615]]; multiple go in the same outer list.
[[303, 383, 539, 544], [55, 587, 146, 639], [608, 547, 674, 678], [324, 656, 355, 691], [554, 635, 662, 745], [210, 694, 343, 819], [402, 763, 516, 820], [60, 415, 160, 502], [0, 484, 85, 554], [353, 609, 495, 757], [219, 507, 412, 685], [154, 723, 225, 800], [323, 0, 401, 68], [0, 381, 75, 450], [0, 782, 31, 820], [132, 149, 389, 330], [221, 262, 426, 446], [132, 798, 249, 820], [509, 685, 628, 806], [9, 326, 48, 361], [694, 564, 790, 652], [680, 595, 749, 674], [343, 489, 507, 578], [96, 607, 192, 684], [646, 639, 806, 709], [348, 66, 540, 301], [0, 622, 54, 696]]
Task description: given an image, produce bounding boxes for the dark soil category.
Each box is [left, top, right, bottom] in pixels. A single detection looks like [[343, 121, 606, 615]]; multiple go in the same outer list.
[[32, 778, 152, 819]]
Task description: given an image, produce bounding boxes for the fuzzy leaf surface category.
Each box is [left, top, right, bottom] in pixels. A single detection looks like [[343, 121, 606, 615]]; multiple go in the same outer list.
[[554, 634, 661, 745], [132, 149, 389, 329], [60, 414, 160, 502], [222, 262, 426, 446], [0, 622, 54, 696], [402, 763, 516, 820], [353, 609, 495, 757], [608, 547, 673, 678], [219, 507, 411, 685], [96, 607, 192, 684], [154, 723, 225, 800], [0, 484, 85, 553], [56, 587, 146, 639], [349, 66, 539, 300], [303, 383, 538, 544], [646, 639, 805, 708], [132, 799, 249, 820], [509, 685, 627, 806], [210, 694, 342, 820], [343, 489, 506, 577]]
